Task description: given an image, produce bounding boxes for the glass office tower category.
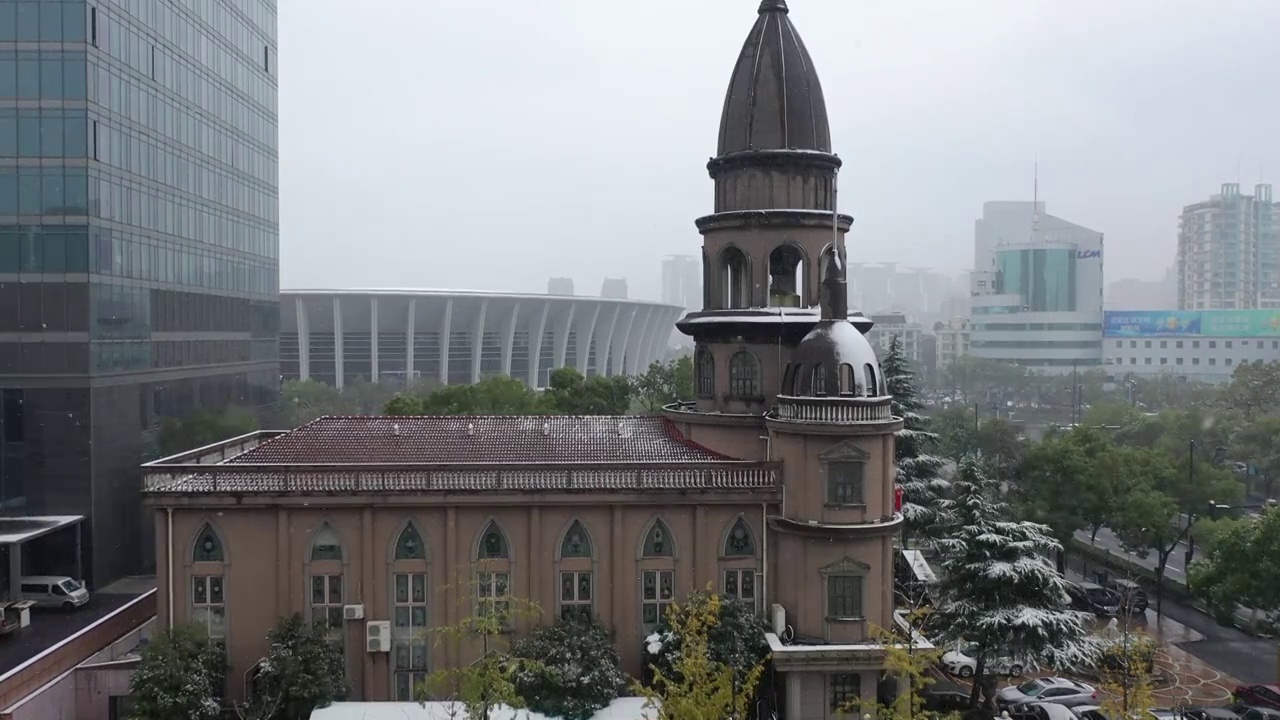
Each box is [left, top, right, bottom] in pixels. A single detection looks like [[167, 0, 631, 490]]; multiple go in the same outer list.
[[0, 0, 280, 585]]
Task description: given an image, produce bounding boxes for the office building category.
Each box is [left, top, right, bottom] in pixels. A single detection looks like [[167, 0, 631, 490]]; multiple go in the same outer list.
[[1177, 183, 1280, 310], [1106, 268, 1177, 311], [934, 318, 971, 374], [865, 313, 923, 364], [600, 277, 628, 299], [546, 277, 574, 296], [1104, 309, 1280, 383], [969, 202, 1104, 372], [280, 289, 682, 388], [0, 0, 280, 585], [660, 254, 700, 310], [143, 3, 911, 714]]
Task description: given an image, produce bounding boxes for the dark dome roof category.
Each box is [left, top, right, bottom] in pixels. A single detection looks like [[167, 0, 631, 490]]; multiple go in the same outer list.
[[783, 320, 884, 398], [717, 0, 832, 156]]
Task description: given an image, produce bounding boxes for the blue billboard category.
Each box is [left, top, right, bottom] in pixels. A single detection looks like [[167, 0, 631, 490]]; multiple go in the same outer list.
[[1103, 311, 1202, 337]]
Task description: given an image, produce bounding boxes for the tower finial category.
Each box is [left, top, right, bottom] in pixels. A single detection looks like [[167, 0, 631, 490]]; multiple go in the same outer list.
[[758, 0, 789, 14]]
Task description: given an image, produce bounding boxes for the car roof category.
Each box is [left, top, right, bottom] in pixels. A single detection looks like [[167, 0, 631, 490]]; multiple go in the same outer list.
[[19, 576, 74, 583]]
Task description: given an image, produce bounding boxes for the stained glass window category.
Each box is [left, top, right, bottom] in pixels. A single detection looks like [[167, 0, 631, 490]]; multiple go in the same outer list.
[[395, 524, 425, 560], [310, 524, 343, 562], [560, 520, 592, 558], [723, 518, 754, 557], [642, 520, 673, 557], [192, 524, 223, 562], [478, 522, 508, 559]]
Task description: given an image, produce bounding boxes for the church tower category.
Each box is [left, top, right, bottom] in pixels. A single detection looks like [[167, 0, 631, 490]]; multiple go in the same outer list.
[[668, 3, 907, 716], [677, 0, 865, 417]]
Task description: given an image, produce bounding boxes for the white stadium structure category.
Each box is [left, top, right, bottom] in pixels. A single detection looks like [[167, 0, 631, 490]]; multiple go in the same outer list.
[[280, 289, 686, 389]]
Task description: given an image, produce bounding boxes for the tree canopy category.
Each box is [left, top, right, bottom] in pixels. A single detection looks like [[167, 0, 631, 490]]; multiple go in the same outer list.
[[1188, 506, 1280, 629], [385, 368, 632, 416], [159, 406, 258, 455], [882, 336, 949, 543], [240, 614, 348, 720], [509, 615, 626, 720], [128, 624, 226, 720]]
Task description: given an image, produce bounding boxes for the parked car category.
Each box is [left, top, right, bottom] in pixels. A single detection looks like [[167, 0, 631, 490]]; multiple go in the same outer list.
[[1006, 702, 1081, 720], [17, 576, 89, 611], [1235, 686, 1280, 711], [1237, 707, 1280, 720], [1182, 708, 1242, 720], [1105, 578, 1149, 614], [1075, 706, 1179, 720], [921, 688, 972, 715], [940, 642, 1026, 678], [1066, 581, 1122, 616], [997, 677, 1097, 709]]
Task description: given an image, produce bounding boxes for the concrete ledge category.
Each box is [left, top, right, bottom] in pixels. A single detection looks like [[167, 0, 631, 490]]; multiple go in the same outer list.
[[0, 589, 156, 711]]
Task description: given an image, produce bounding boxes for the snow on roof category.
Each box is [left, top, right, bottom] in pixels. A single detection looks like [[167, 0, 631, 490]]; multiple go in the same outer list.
[[901, 549, 938, 584], [309, 698, 658, 720]]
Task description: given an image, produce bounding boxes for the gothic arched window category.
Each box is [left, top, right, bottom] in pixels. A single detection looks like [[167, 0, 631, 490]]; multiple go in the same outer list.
[[642, 519, 674, 558], [728, 351, 761, 398], [192, 524, 224, 563], [723, 518, 755, 557], [560, 520, 592, 558], [721, 517, 758, 611], [478, 521, 509, 559], [696, 348, 715, 398], [394, 523, 426, 560], [310, 523, 343, 562]]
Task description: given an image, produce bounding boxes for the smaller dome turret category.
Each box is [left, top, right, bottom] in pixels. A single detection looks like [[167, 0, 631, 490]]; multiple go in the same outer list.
[[784, 321, 884, 398]]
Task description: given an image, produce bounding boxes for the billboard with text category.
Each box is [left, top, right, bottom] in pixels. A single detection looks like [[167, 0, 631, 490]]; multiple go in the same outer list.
[[1105, 310, 1280, 337]]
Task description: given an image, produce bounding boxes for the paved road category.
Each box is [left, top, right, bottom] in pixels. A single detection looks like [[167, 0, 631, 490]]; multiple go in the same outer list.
[[0, 592, 137, 676], [1063, 554, 1277, 685]]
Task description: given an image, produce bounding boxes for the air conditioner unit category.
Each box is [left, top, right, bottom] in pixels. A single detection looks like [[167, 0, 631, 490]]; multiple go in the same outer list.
[[343, 604, 364, 620], [771, 603, 786, 636], [366, 620, 391, 653]]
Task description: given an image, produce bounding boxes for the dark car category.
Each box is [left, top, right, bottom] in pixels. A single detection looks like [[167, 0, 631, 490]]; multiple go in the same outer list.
[[922, 688, 973, 715], [1066, 581, 1122, 616], [1105, 578, 1149, 614], [1236, 686, 1280, 711], [1183, 708, 1243, 720], [1237, 707, 1280, 720]]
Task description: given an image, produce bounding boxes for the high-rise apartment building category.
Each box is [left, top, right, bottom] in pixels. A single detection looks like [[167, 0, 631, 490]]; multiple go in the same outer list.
[[0, 0, 280, 585], [1177, 183, 1279, 310], [660, 254, 699, 310], [600, 277, 627, 299], [547, 277, 574, 296]]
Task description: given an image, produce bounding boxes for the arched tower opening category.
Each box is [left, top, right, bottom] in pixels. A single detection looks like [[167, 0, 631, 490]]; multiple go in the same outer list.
[[768, 244, 806, 308]]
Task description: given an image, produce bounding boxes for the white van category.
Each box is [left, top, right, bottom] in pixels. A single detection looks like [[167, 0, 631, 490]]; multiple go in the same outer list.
[[18, 576, 89, 610]]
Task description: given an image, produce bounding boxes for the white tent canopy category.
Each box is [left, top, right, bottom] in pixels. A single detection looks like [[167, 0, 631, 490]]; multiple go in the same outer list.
[[309, 698, 658, 720]]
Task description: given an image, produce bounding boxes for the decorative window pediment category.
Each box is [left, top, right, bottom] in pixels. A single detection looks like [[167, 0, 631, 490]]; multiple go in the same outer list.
[[819, 556, 871, 576], [818, 440, 870, 462]]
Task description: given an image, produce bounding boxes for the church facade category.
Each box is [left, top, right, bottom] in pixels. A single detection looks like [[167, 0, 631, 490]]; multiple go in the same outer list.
[[142, 2, 907, 717]]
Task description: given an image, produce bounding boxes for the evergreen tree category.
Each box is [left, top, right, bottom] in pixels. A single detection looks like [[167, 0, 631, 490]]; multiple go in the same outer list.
[[644, 591, 769, 687], [509, 615, 626, 720], [931, 458, 1095, 709], [129, 624, 226, 720], [882, 335, 950, 543], [239, 614, 349, 720]]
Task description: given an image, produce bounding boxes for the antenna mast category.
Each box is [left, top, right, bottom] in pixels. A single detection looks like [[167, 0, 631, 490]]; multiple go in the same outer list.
[[832, 167, 841, 254]]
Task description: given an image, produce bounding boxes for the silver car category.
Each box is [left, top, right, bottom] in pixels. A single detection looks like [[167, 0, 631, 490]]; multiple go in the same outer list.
[[997, 677, 1097, 709]]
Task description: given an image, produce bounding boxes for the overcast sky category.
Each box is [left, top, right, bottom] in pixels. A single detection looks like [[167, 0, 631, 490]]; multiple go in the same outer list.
[[278, 0, 1280, 301]]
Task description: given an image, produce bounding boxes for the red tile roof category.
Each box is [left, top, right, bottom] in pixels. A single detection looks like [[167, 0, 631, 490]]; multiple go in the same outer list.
[[227, 415, 736, 466]]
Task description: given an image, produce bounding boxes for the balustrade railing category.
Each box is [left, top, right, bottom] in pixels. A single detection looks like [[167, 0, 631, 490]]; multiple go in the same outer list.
[[773, 395, 894, 424]]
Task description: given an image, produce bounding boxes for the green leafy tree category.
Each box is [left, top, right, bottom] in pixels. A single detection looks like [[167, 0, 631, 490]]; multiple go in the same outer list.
[[634, 593, 765, 720], [931, 458, 1095, 710], [386, 375, 545, 415], [129, 624, 226, 720], [238, 614, 348, 720], [1109, 446, 1240, 616], [1016, 427, 1117, 570], [846, 609, 953, 720], [1095, 622, 1157, 720], [1221, 361, 1280, 421], [1188, 506, 1280, 630], [419, 568, 543, 720], [929, 406, 978, 461], [882, 336, 950, 544], [508, 615, 626, 720], [645, 591, 769, 687], [543, 367, 632, 414], [281, 379, 349, 426], [631, 357, 694, 412], [159, 406, 258, 455], [1231, 416, 1280, 499]]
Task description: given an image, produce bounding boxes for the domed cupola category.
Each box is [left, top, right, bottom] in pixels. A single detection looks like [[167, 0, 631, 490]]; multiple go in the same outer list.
[[776, 246, 892, 423]]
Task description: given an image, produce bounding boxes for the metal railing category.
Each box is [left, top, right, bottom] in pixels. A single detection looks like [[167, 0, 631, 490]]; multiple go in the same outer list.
[[773, 395, 894, 424]]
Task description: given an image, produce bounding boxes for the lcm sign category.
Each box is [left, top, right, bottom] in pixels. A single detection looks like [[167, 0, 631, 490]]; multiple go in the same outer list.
[[1078, 250, 1101, 259]]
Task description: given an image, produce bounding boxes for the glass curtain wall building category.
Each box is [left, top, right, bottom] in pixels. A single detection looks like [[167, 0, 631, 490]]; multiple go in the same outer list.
[[0, 0, 280, 585]]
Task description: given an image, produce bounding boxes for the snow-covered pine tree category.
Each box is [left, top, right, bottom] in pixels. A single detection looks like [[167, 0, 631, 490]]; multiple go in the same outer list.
[[881, 334, 950, 544], [931, 457, 1096, 708]]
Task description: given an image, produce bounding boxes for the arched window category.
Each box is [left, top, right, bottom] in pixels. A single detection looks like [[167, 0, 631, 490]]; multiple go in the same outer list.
[[721, 517, 759, 611], [560, 520, 592, 558], [394, 523, 425, 560], [702, 250, 711, 308], [838, 364, 856, 396], [389, 520, 429, 700], [863, 364, 879, 397], [768, 244, 805, 308], [478, 521, 508, 559], [812, 364, 828, 396], [728, 351, 761, 398], [557, 520, 594, 621], [475, 520, 511, 625], [695, 348, 715, 398], [639, 518, 676, 632], [307, 523, 345, 650], [721, 247, 749, 309], [311, 523, 343, 562], [189, 522, 227, 644], [192, 524, 224, 563]]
